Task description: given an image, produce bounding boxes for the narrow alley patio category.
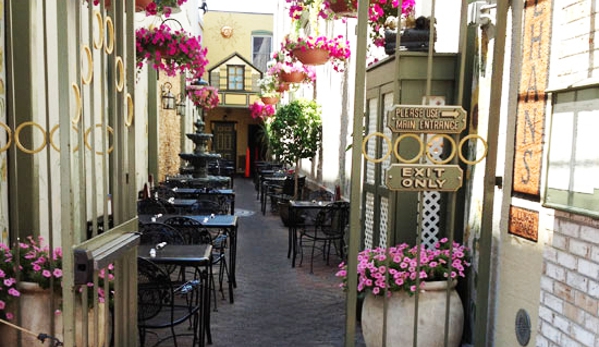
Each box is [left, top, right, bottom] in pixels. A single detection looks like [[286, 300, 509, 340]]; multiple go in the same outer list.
[[152, 177, 366, 347]]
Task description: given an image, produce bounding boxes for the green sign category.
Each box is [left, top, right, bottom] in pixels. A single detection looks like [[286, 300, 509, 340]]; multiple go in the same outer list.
[[388, 105, 467, 133], [385, 164, 463, 191]]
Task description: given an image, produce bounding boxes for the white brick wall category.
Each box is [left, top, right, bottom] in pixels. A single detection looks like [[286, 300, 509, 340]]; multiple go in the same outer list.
[[537, 211, 599, 346]]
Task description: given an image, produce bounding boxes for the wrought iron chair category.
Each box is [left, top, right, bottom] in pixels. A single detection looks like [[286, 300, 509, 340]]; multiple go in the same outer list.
[[300, 189, 335, 226], [265, 176, 305, 214], [298, 201, 350, 273], [137, 257, 203, 347], [137, 197, 175, 216], [139, 222, 186, 278], [190, 199, 226, 215], [164, 216, 233, 309]]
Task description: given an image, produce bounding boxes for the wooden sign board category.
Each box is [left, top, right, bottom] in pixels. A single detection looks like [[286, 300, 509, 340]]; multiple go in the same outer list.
[[508, 205, 539, 242], [386, 164, 463, 191], [388, 105, 467, 133]]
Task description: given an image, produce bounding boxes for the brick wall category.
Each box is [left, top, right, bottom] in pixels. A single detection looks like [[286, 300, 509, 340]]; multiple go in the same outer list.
[[537, 211, 599, 346]]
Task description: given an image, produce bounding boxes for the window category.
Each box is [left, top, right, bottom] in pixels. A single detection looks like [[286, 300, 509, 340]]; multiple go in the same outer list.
[[545, 87, 599, 217], [251, 31, 272, 72], [227, 65, 244, 90]]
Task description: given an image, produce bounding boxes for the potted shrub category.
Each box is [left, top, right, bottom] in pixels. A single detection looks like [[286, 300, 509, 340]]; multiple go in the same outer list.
[[0, 236, 113, 346], [135, 24, 208, 79], [336, 238, 471, 347], [269, 98, 322, 199]]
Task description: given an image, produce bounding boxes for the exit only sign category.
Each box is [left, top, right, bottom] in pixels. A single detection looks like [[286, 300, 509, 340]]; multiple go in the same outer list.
[[386, 164, 463, 192]]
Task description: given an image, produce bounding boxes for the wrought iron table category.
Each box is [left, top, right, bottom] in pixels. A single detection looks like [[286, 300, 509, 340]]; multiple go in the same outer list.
[[138, 244, 213, 347]]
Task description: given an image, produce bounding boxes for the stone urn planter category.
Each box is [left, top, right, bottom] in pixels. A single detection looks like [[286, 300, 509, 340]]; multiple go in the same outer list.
[[361, 280, 464, 347], [0, 282, 112, 346]]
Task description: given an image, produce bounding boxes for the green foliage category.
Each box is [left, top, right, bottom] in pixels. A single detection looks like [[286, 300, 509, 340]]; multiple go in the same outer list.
[[269, 99, 322, 166]]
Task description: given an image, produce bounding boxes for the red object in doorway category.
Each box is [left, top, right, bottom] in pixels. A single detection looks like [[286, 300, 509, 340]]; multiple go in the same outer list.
[[245, 148, 250, 178]]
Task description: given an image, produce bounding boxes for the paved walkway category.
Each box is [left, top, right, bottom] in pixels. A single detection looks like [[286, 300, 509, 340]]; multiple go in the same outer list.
[[205, 177, 365, 347]]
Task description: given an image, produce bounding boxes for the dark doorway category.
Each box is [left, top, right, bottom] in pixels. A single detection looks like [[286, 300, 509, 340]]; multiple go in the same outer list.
[[248, 124, 268, 177], [212, 122, 237, 169]]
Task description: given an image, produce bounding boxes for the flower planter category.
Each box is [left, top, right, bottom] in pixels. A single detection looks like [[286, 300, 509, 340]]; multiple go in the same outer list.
[[292, 48, 330, 66], [276, 83, 290, 93], [328, 0, 358, 17], [261, 96, 279, 105], [280, 71, 306, 83], [91, 0, 150, 11], [0, 282, 112, 347], [361, 280, 464, 347], [135, 0, 153, 11]]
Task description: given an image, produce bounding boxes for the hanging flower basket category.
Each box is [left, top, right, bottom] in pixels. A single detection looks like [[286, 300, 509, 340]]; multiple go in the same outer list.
[[136, 0, 153, 11], [187, 85, 220, 111], [276, 83, 291, 93], [282, 35, 350, 71], [88, 0, 154, 12], [250, 101, 276, 120], [280, 71, 307, 83], [292, 48, 330, 66], [327, 0, 358, 17], [260, 96, 280, 105], [135, 24, 208, 79]]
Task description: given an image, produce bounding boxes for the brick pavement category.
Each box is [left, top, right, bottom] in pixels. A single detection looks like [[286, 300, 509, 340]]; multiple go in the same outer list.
[[207, 177, 365, 347]]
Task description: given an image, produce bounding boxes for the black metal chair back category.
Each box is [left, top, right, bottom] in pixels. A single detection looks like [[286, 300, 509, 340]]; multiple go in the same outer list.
[[299, 201, 350, 273], [137, 198, 174, 215], [163, 216, 212, 245], [191, 199, 225, 215], [137, 257, 202, 347], [139, 222, 186, 246]]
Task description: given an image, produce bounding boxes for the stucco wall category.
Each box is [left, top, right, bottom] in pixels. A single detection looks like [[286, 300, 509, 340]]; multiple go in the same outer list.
[[203, 11, 274, 74]]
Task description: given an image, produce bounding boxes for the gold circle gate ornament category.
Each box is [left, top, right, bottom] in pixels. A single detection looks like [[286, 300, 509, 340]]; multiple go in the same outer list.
[[0, 122, 12, 153], [104, 16, 114, 55], [362, 132, 488, 165], [84, 124, 114, 155], [49, 124, 80, 153], [115, 56, 125, 92], [125, 93, 134, 127], [15, 121, 47, 154], [93, 11, 104, 50]]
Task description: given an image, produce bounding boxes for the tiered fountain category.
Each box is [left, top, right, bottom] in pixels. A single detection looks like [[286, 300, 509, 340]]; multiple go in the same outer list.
[[178, 112, 231, 188]]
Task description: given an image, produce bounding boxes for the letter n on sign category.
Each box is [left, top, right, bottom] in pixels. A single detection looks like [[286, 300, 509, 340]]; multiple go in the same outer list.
[[508, 206, 539, 242]]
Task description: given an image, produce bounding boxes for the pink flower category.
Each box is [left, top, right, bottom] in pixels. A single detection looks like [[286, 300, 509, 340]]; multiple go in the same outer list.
[[187, 86, 220, 110], [8, 288, 20, 297]]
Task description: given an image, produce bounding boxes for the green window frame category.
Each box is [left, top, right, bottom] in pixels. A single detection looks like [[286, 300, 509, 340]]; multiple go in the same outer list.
[[544, 86, 599, 218]]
